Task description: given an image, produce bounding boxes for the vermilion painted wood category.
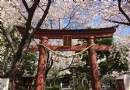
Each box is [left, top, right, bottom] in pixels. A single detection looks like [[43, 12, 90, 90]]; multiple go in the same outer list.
[[35, 37, 47, 90], [28, 44, 111, 51], [17, 26, 116, 39], [88, 36, 101, 90], [17, 26, 116, 90]]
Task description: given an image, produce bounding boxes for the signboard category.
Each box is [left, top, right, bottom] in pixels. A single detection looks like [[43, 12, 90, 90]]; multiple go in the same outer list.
[[0, 78, 9, 90], [63, 35, 72, 47]]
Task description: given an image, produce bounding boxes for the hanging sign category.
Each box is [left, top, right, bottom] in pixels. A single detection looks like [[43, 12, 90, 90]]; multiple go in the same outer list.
[[63, 35, 72, 47]]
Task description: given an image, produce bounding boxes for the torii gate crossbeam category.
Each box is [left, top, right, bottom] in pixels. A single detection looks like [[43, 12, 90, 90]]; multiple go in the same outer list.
[[18, 26, 116, 39]]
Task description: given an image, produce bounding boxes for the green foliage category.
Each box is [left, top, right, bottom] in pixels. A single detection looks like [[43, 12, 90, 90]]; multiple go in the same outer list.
[[107, 44, 129, 72], [86, 27, 92, 30], [0, 34, 14, 75], [95, 38, 113, 45], [69, 51, 91, 89], [16, 86, 26, 90], [10, 27, 21, 44], [23, 52, 37, 75], [0, 27, 22, 76], [101, 76, 116, 89], [78, 37, 129, 79], [99, 44, 129, 77], [76, 66, 86, 73], [16, 52, 37, 76], [81, 52, 89, 61], [97, 51, 110, 59], [46, 86, 60, 90], [99, 62, 110, 76], [75, 85, 88, 90]]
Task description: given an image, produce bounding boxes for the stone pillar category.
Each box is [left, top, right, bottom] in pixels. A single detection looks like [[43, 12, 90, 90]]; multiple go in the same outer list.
[[36, 37, 48, 90], [87, 36, 101, 90]]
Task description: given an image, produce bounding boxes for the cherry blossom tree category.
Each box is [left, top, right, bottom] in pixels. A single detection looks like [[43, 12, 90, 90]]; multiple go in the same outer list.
[[0, 0, 130, 83], [101, 0, 130, 26], [1, 0, 52, 78]]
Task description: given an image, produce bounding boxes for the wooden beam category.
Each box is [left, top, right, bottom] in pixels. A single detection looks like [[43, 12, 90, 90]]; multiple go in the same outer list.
[[17, 26, 116, 39], [27, 44, 111, 51]]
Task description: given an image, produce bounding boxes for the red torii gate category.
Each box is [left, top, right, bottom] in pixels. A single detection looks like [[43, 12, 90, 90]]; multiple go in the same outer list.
[[18, 26, 116, 90]]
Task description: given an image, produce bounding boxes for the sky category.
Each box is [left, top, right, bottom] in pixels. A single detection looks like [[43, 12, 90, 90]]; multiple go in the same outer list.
[[121, 27, 130, 36]]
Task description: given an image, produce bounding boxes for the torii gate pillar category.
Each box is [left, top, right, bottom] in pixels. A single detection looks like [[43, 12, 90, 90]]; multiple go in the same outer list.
[[88, 36, 101, 90], [36, 37, 48, 90]]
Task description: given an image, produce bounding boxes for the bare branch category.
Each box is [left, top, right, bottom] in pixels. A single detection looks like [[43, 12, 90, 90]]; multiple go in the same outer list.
[[45, 57, 53, 78], [22, 0, 30, 12], [118, 0, 130, 23], [0, 23, 16, 54], [18, 0, 41, 50], [62, 9, 76, 29], [59, 56, 75, 72], [104, 18, 130, 26], [35, 0, 51, 29], [29, 0, 52, 40], [11, 3, 27, 21], [7, 0, 41, 77], [24, 0, 40, 36]]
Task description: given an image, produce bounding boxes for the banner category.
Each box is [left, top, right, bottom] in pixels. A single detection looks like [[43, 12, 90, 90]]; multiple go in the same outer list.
[[0, 78, 9, 90]]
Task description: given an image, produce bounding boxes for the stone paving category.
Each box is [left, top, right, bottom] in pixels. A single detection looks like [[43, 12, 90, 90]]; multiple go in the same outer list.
[[61, 88, 72, 90]]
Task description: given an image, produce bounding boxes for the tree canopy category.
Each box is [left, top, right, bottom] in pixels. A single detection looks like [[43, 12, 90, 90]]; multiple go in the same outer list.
[[0, 0, 129, 82]]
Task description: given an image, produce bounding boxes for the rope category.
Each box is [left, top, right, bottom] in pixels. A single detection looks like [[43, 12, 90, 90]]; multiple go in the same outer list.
[[39, 44, 94, 58]]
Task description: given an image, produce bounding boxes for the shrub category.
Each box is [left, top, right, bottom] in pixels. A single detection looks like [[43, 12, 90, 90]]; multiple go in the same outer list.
[[46, 86, 60, 90]]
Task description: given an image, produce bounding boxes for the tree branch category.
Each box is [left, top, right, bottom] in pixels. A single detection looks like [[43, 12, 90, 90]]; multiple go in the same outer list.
[[11, 3, 27, 21], [104, 18, 130, 26], [59, 56, 75, 72], [35, 0, 51, 29], [45, 57, 53, 78], [22, 0, 30, 12], [62, 9, 76, 29], [17, 0, 41, 56], [0, 23, 16, 54], [24, 0, 40, 36], [7, 0, 41, 77], [118, 0, 130, 23], [29, 0, 51, 40]]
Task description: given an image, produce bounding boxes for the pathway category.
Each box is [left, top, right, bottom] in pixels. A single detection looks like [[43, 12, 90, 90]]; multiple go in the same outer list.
[[61, 88, 72, 90]]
